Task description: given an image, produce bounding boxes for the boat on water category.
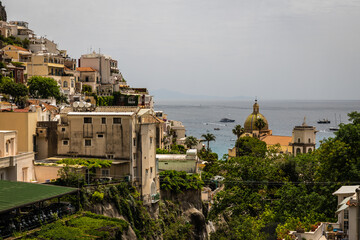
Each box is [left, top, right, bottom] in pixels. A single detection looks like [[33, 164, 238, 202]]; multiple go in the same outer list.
[[329, 126, 339, 131], [214, 128, 220, 130], [329, 114, 341, 131], [220, 118, 235, 123], [317, 119, 330, 124]]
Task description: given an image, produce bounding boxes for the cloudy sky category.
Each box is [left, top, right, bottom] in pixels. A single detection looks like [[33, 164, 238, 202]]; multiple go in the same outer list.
[[3, 0, 360, 100]]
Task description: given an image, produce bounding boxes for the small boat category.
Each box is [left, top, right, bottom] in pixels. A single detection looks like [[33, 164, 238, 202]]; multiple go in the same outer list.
[[329, 114, 340, 131], [220, 118, 235, 123], [329, 126, 339, 131], [214, 128, 220, 130], [317, 119, 330, 124]]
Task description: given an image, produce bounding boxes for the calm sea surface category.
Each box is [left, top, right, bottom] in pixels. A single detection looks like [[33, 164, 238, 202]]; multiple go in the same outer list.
[[154, 100, 360, 158]]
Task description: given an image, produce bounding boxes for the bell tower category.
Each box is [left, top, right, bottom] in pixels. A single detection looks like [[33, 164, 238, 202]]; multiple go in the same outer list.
[[291, 117, 317, 156]]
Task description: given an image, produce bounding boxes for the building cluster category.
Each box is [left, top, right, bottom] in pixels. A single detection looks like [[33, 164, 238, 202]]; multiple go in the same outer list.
[[0, 13, 190, 205]]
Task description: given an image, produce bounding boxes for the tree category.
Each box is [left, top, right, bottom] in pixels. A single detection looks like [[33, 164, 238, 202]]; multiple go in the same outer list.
[[0, 77, 28, 107], [235, 136, 267, 158], [82, 84, 93, 94], [184, 136, 198, 149], [201, 133, 216, 151], [255, 118, 266, 138], [232, 124, 245, 139], [28, 76, 60, 100]]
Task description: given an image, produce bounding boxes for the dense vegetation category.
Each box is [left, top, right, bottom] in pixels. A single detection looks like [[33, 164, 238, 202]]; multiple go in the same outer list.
[[203, 111, 360, 239], [22, 212, 129, 240], [0, 35, 30, 49], [160, 170, 204, 193]]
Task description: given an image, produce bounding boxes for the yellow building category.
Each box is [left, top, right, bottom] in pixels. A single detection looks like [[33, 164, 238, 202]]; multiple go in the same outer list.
[[2, 44, 31, 62], [0, 108, 38, 153], [260, 135, 292, 154]]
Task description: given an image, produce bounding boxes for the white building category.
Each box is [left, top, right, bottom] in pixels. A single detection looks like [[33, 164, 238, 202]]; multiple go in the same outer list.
[[0, 130, 35, 182]]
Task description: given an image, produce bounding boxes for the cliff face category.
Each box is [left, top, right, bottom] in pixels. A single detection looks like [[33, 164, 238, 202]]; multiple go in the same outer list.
[[0, 1, 7, 22]]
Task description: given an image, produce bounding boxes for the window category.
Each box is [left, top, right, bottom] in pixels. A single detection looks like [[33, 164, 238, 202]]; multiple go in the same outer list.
[[344, 209, 349, 219], [308, 138, 311, 143], [63, 81, 68, 88], [85, 76, 89, 82], [150, 167, 153, 173], [133, 153, 136, 160], [296, 148, 301, 154], [133, 138, 136, 146], [84, 117, 92, 124], [71, 80, 74, 88], [113, 118, 121, 124], [97, 134, 104, 138], [61, 127, 66, 132], [150, 137, 153, 145], [85, 139, 91, 146], [6, 142, 9, 153], [297, 138, 301, 143], [308, 148, 312, 153], [63, 140, 69, 145], [102, 118, 106, 124], [102, 169, 110, 177], [344, 220, 349, 232]]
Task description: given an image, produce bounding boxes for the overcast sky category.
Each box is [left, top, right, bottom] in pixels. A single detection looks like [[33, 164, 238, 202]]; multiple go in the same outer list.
[[3, 0, 360, 100]]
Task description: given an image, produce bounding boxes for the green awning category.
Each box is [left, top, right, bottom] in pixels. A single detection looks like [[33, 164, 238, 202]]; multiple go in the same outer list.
[[0, 180, 77, 213]]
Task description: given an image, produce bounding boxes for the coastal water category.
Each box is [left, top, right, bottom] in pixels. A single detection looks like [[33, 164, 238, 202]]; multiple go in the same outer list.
[[155, 100, 360, 158]]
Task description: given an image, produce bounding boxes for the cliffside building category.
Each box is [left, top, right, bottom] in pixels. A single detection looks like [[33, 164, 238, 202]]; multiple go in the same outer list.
[[55, 105, 161, 204]]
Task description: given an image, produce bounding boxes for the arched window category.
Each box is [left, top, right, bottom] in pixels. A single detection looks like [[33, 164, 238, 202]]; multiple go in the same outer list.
[[308, 148, 312, 153], [296, 148, 301, 154], [308, 138, 311, 143], [298, 138, 301, 143], [63, 81, 68, 88]]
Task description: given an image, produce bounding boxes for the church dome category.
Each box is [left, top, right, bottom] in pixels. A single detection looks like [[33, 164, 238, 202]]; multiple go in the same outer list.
[[244, 100, 269, 133]]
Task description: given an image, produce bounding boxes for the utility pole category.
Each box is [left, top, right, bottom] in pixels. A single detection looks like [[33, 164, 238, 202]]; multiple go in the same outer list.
[[356, 188, 360, 240]]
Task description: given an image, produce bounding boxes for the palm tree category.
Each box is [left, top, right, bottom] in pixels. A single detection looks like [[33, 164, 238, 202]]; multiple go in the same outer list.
[[232, 124, 245, 139], [185, 136, 198, 149], [255, 118, 266, 138], [201, 133, 216, 151]]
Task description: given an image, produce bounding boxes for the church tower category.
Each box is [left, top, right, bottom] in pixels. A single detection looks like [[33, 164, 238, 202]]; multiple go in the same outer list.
[[244, 100, 272, 136], [291, 117, 317, 156]]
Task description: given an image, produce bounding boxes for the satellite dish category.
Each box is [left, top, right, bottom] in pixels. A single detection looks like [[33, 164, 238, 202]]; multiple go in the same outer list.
[[72, 102, 79, 108], [79, 102, 85, 108]]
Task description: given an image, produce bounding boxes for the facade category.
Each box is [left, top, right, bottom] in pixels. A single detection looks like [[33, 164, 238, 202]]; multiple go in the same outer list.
[[56, 105, 160, 204], [76, 67, 99, 93], [157, 149, 200, 173], [290, 119, 317, 156], [0, 130, 35, 182], [333, 185, 359, 239], [0, 108, 38, 152], [2, 45, 31, 62], [79, 52, 119, 85]]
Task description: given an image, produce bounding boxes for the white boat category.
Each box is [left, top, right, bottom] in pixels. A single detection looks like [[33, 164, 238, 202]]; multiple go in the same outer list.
[[329, 114, 340, 131]]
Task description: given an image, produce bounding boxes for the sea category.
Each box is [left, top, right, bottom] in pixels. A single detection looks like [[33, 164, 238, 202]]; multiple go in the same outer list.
[[154, 100, 360, 158]]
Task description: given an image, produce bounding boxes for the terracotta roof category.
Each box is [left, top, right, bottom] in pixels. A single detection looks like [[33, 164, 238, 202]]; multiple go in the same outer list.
[[76, 67, 97, 72], [0, 108, 30, 112], [4, 45, 30, 52], [261, 135, 292, 146]]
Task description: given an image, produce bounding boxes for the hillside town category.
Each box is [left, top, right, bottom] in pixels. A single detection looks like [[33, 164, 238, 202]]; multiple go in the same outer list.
[[1, 1, 360, 240]]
